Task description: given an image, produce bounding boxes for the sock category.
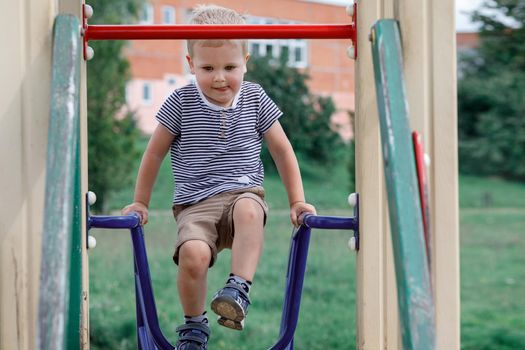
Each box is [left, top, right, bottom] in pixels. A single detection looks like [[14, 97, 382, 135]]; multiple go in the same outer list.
[[227, 273, 252, 294], [184, 311, 208, 324]]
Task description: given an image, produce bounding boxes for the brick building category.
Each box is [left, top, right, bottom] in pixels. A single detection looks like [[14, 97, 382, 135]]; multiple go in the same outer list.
[[124, 0, 356, 138]]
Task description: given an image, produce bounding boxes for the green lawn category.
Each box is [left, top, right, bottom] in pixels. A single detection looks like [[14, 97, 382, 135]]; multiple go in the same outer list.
[[90, 159, 525, 349], [460, 209, 525, 350]]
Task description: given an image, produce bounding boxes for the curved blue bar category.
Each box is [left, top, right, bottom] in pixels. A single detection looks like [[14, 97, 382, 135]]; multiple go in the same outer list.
[[89, 214, 141, 229], [302, 214, 358, 230], [270, 225, 311, 350], [131, 225, 175, 350]]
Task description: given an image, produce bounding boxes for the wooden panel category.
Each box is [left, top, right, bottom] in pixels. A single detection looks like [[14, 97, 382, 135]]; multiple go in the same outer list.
[[429, 1, 460, 349], [355, 0, 385, 348]]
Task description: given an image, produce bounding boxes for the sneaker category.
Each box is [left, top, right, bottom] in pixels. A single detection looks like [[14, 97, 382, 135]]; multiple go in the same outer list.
[[210, 283, 251, 330], [175, 322, 210, 350]]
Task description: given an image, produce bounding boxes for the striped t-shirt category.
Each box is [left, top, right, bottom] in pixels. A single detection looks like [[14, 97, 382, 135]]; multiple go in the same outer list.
[[156, 81, 282, 205]]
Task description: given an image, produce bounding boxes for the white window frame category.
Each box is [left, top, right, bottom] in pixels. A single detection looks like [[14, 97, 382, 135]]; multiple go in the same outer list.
[[140, 4, 154, 24], [162, 6, 176, 24], [247, 16, 309, 69], [289, 39, 308, 68]]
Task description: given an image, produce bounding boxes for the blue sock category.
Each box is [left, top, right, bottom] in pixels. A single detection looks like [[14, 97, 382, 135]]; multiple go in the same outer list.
[[227, 273, 252, 294]]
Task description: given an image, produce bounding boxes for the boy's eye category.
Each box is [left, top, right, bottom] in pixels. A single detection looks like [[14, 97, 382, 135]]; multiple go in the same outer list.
[[202, 66, 213, 71], [225, 65, 236, 71]]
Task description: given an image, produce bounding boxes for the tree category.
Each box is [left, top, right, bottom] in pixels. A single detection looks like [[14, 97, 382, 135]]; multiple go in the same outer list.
[[245, 54, 347, 173], [87, 0, 143, 210], [458, 0, 525, 181]]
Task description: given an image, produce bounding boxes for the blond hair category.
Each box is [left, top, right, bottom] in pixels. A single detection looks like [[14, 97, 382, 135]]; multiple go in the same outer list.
[[187, 4, 248, 57]]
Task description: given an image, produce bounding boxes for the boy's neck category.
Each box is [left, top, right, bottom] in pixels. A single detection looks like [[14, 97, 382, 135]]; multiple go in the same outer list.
[[194, 80, 242, 110]]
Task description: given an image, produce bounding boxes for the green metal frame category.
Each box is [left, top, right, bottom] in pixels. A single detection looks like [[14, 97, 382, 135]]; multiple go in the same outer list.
[[38, 15, 82, 350], [370, 19, 436, 350]]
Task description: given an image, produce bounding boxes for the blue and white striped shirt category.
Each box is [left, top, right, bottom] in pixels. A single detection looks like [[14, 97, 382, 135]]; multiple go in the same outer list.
[[156, 81, 282, 204]]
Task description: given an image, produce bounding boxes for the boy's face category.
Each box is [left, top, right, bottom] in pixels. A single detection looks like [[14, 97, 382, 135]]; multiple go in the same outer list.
[[187, 41, 249, 107]]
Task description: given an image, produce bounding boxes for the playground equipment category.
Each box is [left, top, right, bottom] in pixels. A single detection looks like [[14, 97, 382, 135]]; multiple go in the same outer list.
[[370, 19, 435, 349], [86, 192, 360, 350], [0, 0, 458, 349]]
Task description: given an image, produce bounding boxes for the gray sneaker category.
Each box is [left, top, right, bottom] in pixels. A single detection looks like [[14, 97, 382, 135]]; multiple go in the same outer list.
[[210, 283, 251, 330], [175, 322, 210, 350]]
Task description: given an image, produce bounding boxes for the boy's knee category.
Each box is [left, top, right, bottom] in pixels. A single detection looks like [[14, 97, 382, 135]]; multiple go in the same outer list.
[[233, 198, 264, 224], [178, 240, 212, 274]]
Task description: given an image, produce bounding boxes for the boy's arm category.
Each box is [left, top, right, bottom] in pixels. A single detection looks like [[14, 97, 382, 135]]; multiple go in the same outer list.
[[122, 124, 175, 224], [264, 121, 316, 226]]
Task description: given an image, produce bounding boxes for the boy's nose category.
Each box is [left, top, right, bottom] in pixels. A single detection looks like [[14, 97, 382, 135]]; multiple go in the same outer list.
[[213, 71, 226, 82]]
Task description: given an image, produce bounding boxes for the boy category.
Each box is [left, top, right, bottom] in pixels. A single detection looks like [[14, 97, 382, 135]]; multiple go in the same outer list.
[[122, 5, 316, 350]]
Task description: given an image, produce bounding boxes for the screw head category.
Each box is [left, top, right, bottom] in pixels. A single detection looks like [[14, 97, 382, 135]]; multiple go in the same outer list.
[[369, 30, 376, 43], [88, 235, 97, 249], [84, 4, 93, 18], [87, 191, 97, 205], [346, 45, 356, 60], [348, 237, 357, 251], [348, 192, 357, 207], [346, 3, 355, 17], [86, 46, 95, 60]]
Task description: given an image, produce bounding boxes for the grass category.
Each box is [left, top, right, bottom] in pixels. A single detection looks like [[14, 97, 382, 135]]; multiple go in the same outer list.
[[90, 149, 525, 349], [460, 209, 525, 349], [459, 175, 525, 208]]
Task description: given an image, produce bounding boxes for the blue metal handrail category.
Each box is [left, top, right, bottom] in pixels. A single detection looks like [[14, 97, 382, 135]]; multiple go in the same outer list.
[[88, 207, 359, 350]]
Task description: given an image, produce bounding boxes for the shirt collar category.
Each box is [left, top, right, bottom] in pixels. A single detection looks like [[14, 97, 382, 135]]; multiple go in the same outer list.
[[193, 80, 242, 111]]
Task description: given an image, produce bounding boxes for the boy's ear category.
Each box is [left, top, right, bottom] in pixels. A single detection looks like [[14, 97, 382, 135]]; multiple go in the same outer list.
[[186, 55, 195, 74], [243, 53, 251, 73]]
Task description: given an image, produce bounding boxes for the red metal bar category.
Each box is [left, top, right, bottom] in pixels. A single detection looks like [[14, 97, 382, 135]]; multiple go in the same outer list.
[[85, 24, 355, 41]]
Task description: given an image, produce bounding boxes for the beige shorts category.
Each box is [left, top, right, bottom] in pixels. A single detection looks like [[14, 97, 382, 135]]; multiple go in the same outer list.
[[171, 186, 268, 267]]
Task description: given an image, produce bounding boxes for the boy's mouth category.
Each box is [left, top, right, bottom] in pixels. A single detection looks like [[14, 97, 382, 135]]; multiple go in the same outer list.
[[213, 86, 229, 92]]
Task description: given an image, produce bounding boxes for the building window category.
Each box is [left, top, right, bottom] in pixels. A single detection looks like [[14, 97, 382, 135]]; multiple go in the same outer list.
[[125, 84, 130, 104], [247, 16, 308, 68], [165, 75, 178, 89], [140, 4, 154, 24], [142, 82, 152, 105], [162, 6, 176, 24]]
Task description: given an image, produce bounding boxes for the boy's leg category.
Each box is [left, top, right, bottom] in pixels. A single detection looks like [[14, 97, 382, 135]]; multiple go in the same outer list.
[[211, 197, 265, 330], [176, 240, 212, 350], [230, 197, 265, 280], [177, 240, 212, 317]]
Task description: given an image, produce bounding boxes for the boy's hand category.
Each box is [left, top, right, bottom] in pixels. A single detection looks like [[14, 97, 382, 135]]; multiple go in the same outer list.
[[122, 202, 149, 225], [290, 201, 317, 227]]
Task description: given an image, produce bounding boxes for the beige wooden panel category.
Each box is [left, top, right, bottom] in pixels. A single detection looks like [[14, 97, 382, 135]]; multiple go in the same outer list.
[[355, 0, 386, 348], [0, 0, 55, 349], [0, 2, 26, 349], [430, 1, 460, 348], [395, 0, 430, 135]]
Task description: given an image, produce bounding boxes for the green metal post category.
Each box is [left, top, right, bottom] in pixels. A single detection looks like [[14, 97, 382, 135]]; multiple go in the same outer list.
[[37, 15, 82, 350], [370, 19, 436, 350]]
